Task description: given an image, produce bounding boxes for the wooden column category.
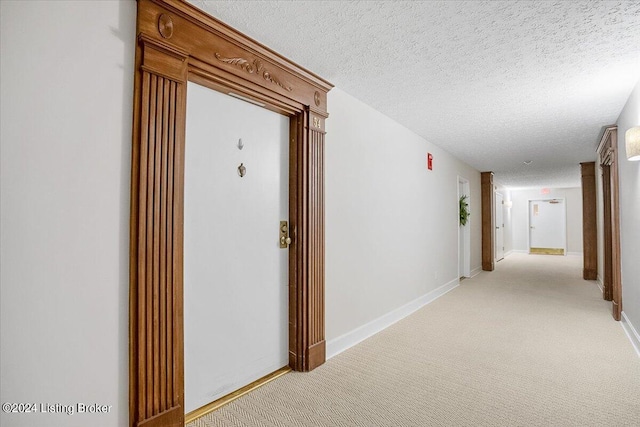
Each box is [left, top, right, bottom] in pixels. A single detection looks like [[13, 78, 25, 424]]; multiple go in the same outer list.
[[481, 172, 495, 271], [580, 162, 597, 280], [289, 110, 327, 372], [130, 34, 188, 427], [601, 164, 613, 300]]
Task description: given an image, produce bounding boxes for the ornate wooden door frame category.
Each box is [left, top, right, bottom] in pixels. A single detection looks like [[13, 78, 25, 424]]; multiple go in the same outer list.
[[129, 1, 332, 425], [596, 125, 622, 321]]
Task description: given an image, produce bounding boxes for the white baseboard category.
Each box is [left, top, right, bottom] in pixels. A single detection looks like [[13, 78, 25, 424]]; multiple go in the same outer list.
[[504, 250, 513, 258], [469, 266, 482, 278], [567, 251, 583, 257], [596, 277, 603, 293], [512, 249, 528, 254], [326, 278, 459, 360], [621, 311, 640, 358]]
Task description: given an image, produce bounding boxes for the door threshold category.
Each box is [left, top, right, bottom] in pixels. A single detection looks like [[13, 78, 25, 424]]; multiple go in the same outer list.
[[530, 247, 564, 255], [185, 366, 291, 424]]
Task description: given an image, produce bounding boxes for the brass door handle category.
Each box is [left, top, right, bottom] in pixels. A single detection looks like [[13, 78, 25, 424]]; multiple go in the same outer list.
[[280, 236, 292, 246]]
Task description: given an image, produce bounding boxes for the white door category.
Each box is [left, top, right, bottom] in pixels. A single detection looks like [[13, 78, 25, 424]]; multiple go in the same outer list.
[[495, 193, 504, 261], [183, 82, 289, 413], [529, 199, 566, 254]]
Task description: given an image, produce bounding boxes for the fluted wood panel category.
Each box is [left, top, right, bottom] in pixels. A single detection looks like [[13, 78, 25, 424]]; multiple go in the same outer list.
[[481, 172, 495, 271], [601, 165, 613, 300], [132, 69, 185, 427], [580, 162, 597, 280], [288, 113, 327, 372], [308, 127, 325, 365]]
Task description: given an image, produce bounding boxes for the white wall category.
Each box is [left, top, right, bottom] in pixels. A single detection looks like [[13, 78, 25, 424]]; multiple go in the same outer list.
[[0, 2, 485, 423], [325, 88, 482, 343], [509, 187, 583, 255], [0, 1, 135, 426], [616, 79, 640, 340]]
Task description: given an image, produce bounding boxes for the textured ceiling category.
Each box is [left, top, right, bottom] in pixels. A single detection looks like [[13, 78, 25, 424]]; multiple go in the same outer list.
[[192, 0, 640, 188]]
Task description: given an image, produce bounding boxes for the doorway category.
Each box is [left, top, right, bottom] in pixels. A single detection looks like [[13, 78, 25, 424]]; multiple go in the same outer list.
[[183, 83, 289, 413], [458, 177, 471, 279], [495, 192, 505, 262], [528, 199, 566, 255], [128, 2, 332, 425]]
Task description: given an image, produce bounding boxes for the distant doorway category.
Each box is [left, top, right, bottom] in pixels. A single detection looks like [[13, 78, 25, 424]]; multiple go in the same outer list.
[[495, 192, 505, 262], [528, 199, 566, 255], [458, 177, 471, 279]]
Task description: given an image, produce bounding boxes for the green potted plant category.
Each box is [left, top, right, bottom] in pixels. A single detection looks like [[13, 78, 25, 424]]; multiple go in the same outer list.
[[459, 195, 470, 226]]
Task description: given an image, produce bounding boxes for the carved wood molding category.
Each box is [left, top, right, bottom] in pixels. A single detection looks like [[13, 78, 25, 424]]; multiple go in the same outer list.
[[214, 53, 293, 91], [596, 125, 617, 155], [140, 0, 331, 111]]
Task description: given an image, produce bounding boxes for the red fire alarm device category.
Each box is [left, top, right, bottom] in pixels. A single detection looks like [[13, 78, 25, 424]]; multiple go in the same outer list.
[[427, 153, 433, 170]]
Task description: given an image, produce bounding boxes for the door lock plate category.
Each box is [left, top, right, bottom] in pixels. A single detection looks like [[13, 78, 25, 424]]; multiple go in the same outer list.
[[279, 221, 292, 248]]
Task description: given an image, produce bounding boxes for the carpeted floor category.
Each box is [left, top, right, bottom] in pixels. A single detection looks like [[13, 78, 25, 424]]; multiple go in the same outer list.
[[188, 253, 640, 426]]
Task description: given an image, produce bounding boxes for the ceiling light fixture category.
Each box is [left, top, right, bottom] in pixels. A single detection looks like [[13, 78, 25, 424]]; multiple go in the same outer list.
[[523, 160, 532, 165], [625, 126, 640, 161]]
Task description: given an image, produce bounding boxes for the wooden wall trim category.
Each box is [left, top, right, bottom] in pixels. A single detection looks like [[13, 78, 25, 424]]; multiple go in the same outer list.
[[481, 172, 495, 271], [130, 29, 188, 427], [306, 120, 326, 371], [141, 0, 331, 109], [580, 162, 597, 280], [609, 127, 622, 320], [601, 164, 613, 301], [154, 0, 331, 90], [288, 112, 327, 372], [597, 125, 622, 320], [130, 1, 332, 425]]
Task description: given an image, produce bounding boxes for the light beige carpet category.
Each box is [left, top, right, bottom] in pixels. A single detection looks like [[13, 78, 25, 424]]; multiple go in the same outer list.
[[188, 253, 640, 426]]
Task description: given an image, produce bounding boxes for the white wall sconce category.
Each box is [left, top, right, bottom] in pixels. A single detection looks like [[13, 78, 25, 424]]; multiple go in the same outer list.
[[504, 201, 513, 209], [626, 126, 640, 161]]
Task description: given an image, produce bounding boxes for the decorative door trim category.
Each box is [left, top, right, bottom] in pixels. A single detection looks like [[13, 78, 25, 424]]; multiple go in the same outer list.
[[129, 1, 332, 425], [596, 125, 622, 320]]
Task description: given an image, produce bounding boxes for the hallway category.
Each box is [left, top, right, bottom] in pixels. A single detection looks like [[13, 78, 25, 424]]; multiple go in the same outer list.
[[189, 254, 640, 427]]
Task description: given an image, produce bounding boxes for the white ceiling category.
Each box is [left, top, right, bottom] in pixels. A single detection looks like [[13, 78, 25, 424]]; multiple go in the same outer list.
[[192, 0, 640, 188]]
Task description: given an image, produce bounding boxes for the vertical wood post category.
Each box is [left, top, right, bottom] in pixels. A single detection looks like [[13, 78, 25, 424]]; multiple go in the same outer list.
[[130, 33, 188, 427], [580, 162, 597, 280], [601, 164, 613, 300], [289, 109, 327, 371], [597, 126, 622, 320], [481, 172, 495, 271]]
